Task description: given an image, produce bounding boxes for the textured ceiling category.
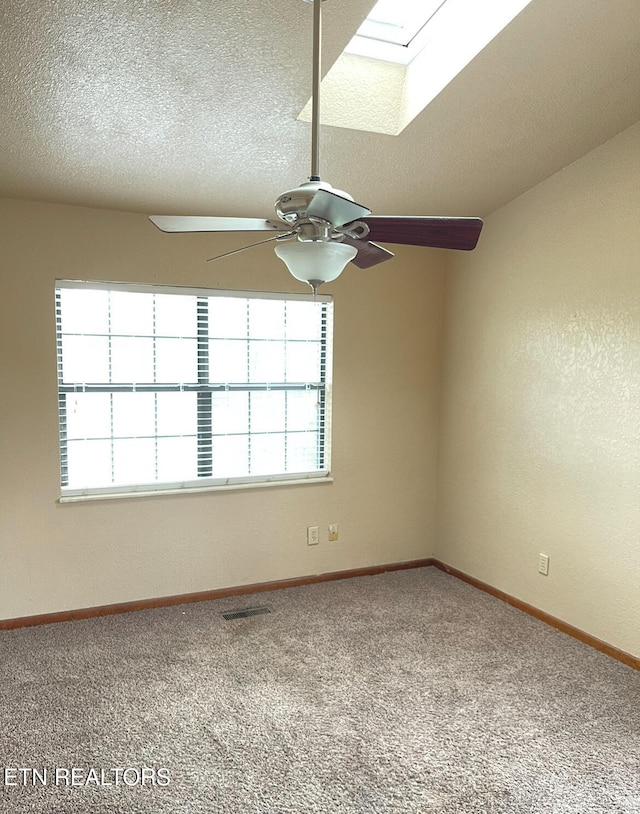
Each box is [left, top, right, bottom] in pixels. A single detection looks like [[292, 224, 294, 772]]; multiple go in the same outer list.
[[1, 0, 639, 221]]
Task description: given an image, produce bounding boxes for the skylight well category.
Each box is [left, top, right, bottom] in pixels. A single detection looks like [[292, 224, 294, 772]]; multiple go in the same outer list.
[[299, 0, 533, 135]]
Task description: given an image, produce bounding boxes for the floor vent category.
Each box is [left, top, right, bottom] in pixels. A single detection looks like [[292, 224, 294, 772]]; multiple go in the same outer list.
[[222, 606, 271, 621]]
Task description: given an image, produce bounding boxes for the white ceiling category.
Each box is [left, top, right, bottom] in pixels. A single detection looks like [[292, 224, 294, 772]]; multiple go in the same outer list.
[[1, 0, 639, 221]]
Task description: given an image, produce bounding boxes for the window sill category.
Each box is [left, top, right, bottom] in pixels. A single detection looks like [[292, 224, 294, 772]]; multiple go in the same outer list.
[[58, 474, 334, 503]]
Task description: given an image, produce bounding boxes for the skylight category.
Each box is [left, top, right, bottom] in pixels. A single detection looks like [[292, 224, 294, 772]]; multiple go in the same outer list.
[[299, 0, 534, 134], [345, 0, 533, 67], [355, 0, 446, 48]]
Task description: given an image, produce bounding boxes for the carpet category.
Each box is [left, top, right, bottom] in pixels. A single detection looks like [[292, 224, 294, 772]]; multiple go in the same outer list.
[[0, 567, 638, 813]]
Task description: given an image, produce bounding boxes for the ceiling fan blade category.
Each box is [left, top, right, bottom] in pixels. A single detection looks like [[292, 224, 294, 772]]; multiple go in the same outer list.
[[149, 216, 287, 233], [357, 216, 483, 251], [207, 232, 296, 262], [305, 189, 371, 228], [341, 237, 394, 269]]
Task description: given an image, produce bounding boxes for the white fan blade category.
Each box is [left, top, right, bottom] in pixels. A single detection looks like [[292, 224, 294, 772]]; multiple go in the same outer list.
[[206, 232, 296, 262], [305, 189, 371, 228], [149, 216, 287, 233]]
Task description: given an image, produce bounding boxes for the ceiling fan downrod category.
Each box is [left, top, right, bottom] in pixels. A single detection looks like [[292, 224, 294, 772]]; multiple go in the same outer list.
[[306, 0, 325, 182]]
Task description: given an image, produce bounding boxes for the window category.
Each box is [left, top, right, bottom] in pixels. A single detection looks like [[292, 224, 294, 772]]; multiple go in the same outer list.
[[55, 281, 333, 500]]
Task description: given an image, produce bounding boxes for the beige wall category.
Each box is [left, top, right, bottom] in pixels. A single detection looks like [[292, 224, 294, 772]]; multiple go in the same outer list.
[[436, 121, 640, 657], [3, 121, 639, 661], [0, 198, 443, 620]]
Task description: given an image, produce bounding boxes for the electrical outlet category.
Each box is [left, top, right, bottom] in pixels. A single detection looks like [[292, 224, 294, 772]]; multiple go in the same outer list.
[[328, 524, 339, 542], [307, 526, 319, 546], [538, 553, 550, 576]]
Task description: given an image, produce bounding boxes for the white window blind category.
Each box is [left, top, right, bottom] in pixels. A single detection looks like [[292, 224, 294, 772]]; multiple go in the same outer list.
[[55, 281, 333, 499]]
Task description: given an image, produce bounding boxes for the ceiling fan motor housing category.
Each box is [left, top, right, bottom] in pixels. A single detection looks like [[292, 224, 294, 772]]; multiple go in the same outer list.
[[275, 180, 354, 224]]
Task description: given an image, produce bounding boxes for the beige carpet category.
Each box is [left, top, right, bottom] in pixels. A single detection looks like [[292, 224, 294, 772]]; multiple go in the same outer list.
[[0, 567, 638, 812]]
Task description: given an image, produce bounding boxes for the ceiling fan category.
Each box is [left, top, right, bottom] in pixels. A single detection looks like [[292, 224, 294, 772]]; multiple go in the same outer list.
[[149, 0, 483, 295]]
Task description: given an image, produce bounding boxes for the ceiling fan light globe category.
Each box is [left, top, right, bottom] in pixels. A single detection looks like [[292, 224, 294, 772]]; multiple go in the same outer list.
[[274, 240, 357, 285]]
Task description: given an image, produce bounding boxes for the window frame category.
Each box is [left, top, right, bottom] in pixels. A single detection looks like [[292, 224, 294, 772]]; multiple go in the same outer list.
[[55, 280, 334, 502]]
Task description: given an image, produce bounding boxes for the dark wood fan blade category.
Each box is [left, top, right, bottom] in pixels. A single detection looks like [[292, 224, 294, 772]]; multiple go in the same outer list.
[[359, 216, 483, 251], [341, 237, 394, 269]]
